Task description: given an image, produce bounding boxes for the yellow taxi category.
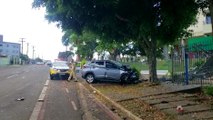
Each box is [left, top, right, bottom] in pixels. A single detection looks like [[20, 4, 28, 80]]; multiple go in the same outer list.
[[49, 61, 70, 80]]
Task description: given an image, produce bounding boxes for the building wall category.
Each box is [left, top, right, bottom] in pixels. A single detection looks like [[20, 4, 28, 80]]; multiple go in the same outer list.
[[164, 11, 212, 60], [0, 35, 20, 65], [0, 38, 3, 55], [0, 35, 3, 42], [1, 42, 20, 57], [188, 11, 212, 36], [0, 56, 9, 66]]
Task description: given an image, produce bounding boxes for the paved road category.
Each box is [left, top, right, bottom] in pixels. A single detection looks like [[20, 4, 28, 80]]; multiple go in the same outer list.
[[0, 65, 47, 120], [0, 65, 120, 120]]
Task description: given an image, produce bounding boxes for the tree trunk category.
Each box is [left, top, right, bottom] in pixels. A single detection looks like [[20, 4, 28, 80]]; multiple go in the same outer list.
[[209, 0, 213, 35], [140, 36, 158, 83], [110, 49, 119, 61], [147, 46, 158, 82], [110, 53, 117, 60], [76, 54, 80, 62], [89, 54, 93, 60]]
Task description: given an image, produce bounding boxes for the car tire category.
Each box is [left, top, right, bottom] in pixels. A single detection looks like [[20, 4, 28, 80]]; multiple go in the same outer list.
[[50, 74, 54, 80], [120, 74, 129, 84], [85, 73, 95, 83]]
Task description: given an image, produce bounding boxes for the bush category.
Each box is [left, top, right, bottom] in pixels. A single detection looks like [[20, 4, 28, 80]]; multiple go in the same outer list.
[[132, 67, 140, 78], [80, 59, 87, 68], [194, 60, 205, 68], [203, 86, 213, 96]]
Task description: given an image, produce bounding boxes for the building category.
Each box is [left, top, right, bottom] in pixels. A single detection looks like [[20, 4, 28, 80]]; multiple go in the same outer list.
[[0, 34, 21, 65], [163, 10, 212, 60], [187, 10, 213, 54], [188, 10, 212, 36]]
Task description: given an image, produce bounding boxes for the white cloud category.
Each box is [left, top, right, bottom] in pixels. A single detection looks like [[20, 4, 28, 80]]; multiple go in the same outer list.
[[0, 0, 65, 61]]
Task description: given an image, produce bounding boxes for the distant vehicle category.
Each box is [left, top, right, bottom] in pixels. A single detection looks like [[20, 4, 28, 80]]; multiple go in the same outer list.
[[81, 60, 139, 84], [49, 61, 69, 80], [36, 62, 44, 65], [45, 61, 52, 67]]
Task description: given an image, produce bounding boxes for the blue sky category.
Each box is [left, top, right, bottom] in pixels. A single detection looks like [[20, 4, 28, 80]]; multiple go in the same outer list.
[[0, 0, 66, 61]]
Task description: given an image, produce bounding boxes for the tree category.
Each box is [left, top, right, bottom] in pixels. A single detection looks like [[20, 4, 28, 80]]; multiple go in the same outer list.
[[35, 57, 43, 62], [33, 0, 198, 82], [62, 30, 72, 51], [20, 54, 30, 64], [96, 40, 123, 60], [69, 30, 98, 60]]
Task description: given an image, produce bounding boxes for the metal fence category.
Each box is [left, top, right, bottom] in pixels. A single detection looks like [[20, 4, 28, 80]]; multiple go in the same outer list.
[[171, 43, 213, 86]]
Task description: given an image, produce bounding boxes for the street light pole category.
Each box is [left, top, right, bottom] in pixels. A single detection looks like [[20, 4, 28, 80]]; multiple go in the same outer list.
[[19, 38, 25, 54]]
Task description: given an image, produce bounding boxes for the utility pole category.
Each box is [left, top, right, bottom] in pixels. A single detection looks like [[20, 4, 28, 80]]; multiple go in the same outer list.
[[26, 43, 29, 56], [19, 38, 25, 54], [32, 46, 35, 59], [19, 38, 25, 65]]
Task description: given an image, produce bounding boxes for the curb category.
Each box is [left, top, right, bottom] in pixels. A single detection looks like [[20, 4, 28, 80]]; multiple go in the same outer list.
[[77, 83, 94, 120], [78, 83, 122, 120], [87, 84, 142, 120]]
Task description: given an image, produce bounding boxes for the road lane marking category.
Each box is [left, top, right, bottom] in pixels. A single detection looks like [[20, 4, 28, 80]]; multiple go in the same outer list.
[[30, 85, 48, 120], [7, 74, 16, 79], [29, 102, 43, 120], [38, 86, 48, 102], [44, 80, 50, 86], [65, 88, 69, 93], [71, 101, 78, 111]]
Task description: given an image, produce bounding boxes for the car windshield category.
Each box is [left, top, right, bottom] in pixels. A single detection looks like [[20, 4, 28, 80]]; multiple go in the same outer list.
[[110, 60, 123, 68], [52, 62, 68, 67]]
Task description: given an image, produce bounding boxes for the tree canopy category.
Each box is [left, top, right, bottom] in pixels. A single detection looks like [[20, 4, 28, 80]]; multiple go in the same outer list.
[[33, 0, 199, 82]]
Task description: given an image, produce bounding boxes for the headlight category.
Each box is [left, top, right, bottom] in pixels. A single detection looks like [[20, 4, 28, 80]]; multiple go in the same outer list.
[[52, 68, 59, 72]]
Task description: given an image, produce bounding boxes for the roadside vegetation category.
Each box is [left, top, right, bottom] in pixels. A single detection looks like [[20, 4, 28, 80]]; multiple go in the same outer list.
[[203, 86, 213, 96], [32, 0, 204, 83], [124, 60, 171, 72]]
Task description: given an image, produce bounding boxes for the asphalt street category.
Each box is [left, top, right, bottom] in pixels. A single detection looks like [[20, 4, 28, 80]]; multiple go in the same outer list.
[[0, 65, 47, 120], [0, 65, 120, 120]]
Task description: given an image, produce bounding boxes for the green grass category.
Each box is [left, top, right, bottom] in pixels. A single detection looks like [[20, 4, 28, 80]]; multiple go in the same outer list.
[[123, 60, 171, 72], [202, 86, 213, 96], [122, 58, 207, 76]]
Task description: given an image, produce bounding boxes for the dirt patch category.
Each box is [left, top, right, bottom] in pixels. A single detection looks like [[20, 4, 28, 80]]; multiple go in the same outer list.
[[90, 81, 213, 120], [118, 99, 174, 120], [194, 93, 213, 107], [93, 82, 168, 97], [91, 82, 174, 119]]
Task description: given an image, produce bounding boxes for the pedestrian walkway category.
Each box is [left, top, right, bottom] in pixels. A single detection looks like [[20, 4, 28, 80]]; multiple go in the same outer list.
[[90, 81, 213, 120], [140, 92, 213, 119]]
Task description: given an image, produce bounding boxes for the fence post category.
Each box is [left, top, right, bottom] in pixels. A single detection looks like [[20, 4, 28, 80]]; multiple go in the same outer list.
[[184, 49, 189, 85], [171, 47, 174, 83]]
